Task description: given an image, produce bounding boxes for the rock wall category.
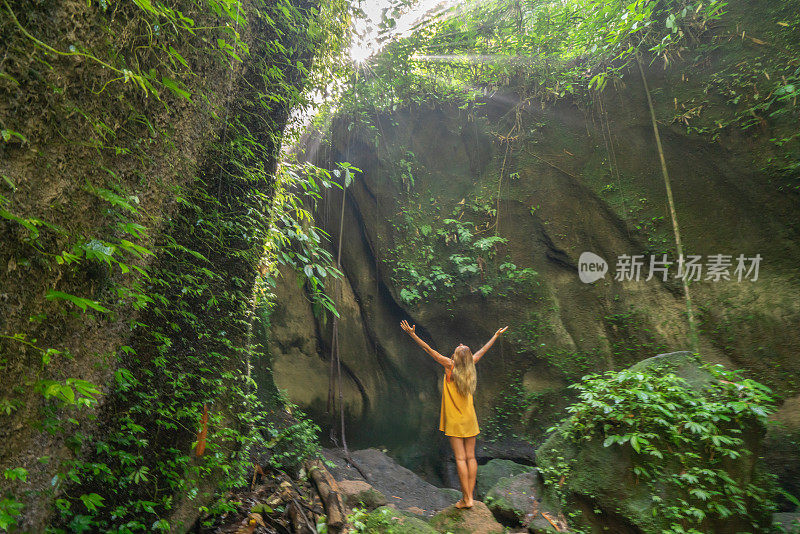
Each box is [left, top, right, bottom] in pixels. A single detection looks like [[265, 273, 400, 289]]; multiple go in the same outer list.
[[268, 0, 800, 486], [0, 0, 319, 529]]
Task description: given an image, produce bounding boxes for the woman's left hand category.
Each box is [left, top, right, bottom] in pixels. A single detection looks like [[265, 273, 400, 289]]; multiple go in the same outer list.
[[495, 326, 509, 337], [400, 320, 416, 335]]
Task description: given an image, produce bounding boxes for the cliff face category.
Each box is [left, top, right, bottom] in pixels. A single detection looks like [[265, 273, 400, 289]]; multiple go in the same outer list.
[[0, 0, 318, 529], [268, 0, 800, 483]]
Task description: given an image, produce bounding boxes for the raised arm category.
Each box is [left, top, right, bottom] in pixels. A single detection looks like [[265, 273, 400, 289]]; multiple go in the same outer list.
[[400, 320, 452, 367], [472, 326, 509, 364]]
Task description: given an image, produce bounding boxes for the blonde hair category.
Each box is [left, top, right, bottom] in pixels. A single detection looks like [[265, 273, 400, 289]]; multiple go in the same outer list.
[[452, 346, 476, 396]]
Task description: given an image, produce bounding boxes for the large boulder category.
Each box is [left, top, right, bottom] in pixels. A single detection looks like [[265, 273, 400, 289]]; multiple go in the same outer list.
[[430, 502, 505, 534], [484, 469, 562, 529], [324, 449, 456, 517], [476, 459, 536, 500], [535, 351, 775, 533]]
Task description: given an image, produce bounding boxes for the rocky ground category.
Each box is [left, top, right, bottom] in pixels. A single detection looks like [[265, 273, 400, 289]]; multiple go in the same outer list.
[[322, 448, 565, 533], [199, 353, 800, 533], [197, 444, 799, 533]]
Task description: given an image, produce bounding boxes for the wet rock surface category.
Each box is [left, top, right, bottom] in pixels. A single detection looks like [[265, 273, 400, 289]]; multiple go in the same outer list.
[[323, 448, 457, 517], [484, 469, 564, 531], [476, 459, 536, 500]]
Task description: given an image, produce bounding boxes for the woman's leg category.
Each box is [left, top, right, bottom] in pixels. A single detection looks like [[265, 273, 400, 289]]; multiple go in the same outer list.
[[464, 435, 477, 505], [448, 436, 471, 508]]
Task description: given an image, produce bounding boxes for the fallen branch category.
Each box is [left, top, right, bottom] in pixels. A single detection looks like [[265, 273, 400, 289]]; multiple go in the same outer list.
[[306, 460, 346, 530]]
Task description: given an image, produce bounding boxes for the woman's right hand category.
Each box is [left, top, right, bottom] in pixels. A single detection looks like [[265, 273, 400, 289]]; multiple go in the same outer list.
[[495, 326, 509, 337], [400, 320, 416, 335]]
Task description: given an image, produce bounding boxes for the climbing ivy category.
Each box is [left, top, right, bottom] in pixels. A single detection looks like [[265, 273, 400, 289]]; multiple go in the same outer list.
[[388, 192, 537, 305], [0, 0, 350, 529]]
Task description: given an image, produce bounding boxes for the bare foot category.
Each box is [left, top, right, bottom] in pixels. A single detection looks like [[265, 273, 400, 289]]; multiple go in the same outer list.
[[455, 498, 474, 509]]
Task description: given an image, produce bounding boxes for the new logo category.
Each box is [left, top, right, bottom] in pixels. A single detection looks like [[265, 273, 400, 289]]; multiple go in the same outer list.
[[578, 251, 608, 283]]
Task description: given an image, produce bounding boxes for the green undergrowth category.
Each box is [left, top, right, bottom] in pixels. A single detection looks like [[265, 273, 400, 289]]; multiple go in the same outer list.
[[539, 363, 778, 533], [482, 371, 566, 444], [387, 189, 538, 306], [340, 0, 731, 115], [661, 0, 800, 192], [342, 506, 437, 534], [0, 0, 351, 530]]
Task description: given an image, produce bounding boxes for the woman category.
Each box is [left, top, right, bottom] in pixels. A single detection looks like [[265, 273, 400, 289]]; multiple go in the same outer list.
[[400, 320, 509, 509]]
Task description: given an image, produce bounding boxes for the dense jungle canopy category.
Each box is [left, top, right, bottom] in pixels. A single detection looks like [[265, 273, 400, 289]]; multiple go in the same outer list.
[[0, 0, 799, 532]]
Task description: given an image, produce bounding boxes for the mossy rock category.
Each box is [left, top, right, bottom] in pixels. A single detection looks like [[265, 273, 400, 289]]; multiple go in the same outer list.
[[438, 487, 462, 502], [484, 470, 560, 527], [430, 502, 505, 534], [535, 351, 772, 534], [338, 479, 388, 510], [476, 459, 536, 499], [527, 513, 561, 533], [363, 506, 438, 534]]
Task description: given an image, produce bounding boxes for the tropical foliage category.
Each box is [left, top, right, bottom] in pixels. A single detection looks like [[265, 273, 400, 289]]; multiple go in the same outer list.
[[541, 364, 778, 533], [344, 0, 728, 111]]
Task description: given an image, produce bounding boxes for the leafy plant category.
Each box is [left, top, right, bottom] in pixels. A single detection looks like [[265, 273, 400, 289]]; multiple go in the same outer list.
[[388, 194, 537, 306], [541, 363, 778, 533], [0, 497, 24, 531], [339, 0, 729, 118], [0, 0, 351, 529]]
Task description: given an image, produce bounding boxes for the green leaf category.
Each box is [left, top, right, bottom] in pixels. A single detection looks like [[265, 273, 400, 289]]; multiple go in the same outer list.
[[162, 77, 192, 101], [84, 183, 138, 213], [60, 385, 76, 404], [46, 290, 110, 313], [3, 467, 27, 482], [2, 175, 16, 191], [119, 239, 154, 257], [0, 498, 24, 530], [251, 503, 273, 514], [82, 239, 116, 264], [0, 207, 40, 239], [168, 46, 189, 68], [79, 493, 105, 512], [131, 0, 160, 16]]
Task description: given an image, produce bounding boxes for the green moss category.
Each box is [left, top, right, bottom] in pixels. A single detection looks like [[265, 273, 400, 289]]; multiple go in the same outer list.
[[361, 506, 438, 534], [428, 506, 470, 534]]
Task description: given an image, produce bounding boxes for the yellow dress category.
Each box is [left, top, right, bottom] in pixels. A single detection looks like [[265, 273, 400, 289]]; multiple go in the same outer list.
[[439, 365, 480, 437]]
